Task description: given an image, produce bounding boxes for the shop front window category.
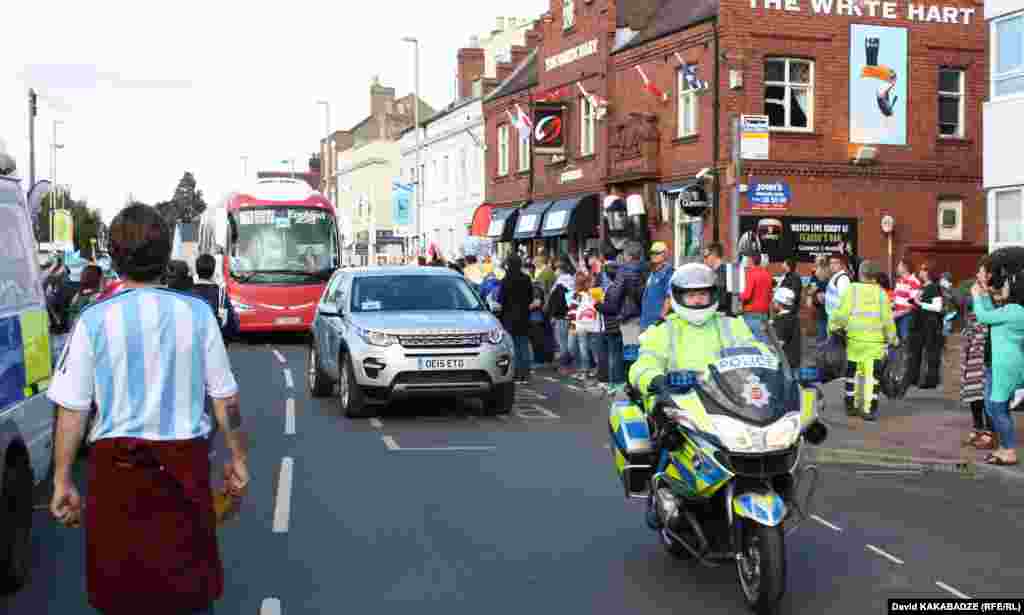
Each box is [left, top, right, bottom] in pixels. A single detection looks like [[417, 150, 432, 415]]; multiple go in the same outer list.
[[764, 58, 813, 131], [994, 188, 1024, 244]]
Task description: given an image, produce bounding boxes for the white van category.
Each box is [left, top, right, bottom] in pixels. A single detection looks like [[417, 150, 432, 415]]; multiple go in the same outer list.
[[0, 146, 61, 593]]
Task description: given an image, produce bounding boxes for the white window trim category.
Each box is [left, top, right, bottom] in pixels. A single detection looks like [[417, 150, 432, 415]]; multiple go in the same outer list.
[[990, 187, 1024, 247], [764, 58, 815, 133], [580, 96, 596, 156], [937, 198, 963, 241], [938, 67, 965, 139], [677, 68, 699, 138], [991, 13, 1024, 102], [518, 130, 531, 172], [498, 124, 509, 176], [563, 0, 575, 30]]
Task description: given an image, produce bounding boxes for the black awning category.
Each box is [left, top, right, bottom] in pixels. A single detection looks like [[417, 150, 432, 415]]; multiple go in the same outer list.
[[487, 206, 521, 241], [656, 179, 699, 193], [512, 201, 554, 240], [540, 194, 601, 238]]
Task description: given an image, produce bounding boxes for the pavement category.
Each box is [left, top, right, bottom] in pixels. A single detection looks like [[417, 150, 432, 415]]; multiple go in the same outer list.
[[4, 334, 1023, 614]]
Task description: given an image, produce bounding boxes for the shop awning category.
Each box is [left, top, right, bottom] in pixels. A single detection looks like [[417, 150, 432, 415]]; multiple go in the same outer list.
[[656, 179, 699, 193], [539, 194, 601, 238], [512, 201, 555, 240], [469, 203, 495, 237], [487, 205, 522, 241]]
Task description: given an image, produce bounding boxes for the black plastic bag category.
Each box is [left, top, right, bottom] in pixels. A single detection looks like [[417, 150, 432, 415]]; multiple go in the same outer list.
[[816, 331, 847, 383], [879, 345, 910, 399]]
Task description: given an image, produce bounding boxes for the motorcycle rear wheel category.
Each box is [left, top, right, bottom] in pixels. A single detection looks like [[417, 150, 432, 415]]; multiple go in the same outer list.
[[736, 519, 786, 614]]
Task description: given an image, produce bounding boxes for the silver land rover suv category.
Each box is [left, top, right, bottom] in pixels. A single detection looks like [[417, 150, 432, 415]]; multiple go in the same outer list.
[[308, 266, 516, 417]]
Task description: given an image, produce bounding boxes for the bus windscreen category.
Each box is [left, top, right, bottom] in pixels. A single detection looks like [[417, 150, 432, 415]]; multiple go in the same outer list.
[[230, 207, 338, 283]]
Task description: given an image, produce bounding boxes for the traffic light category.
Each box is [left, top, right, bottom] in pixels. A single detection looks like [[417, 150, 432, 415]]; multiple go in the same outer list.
[[29, 89, 38, 117]]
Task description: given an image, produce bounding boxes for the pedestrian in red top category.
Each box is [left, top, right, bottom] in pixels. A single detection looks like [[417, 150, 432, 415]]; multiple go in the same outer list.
[[740, 255, 774, 342], [892, 259, 922, 340]]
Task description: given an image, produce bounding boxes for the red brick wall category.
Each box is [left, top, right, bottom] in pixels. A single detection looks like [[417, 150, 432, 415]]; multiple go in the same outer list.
[[485, 96, 533, 206]]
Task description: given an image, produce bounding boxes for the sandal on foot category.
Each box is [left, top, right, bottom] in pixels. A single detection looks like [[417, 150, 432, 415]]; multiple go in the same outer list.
[[973, 432, 998, 451], [962, 431, 980, 446], [983, 454, 1019, 466]]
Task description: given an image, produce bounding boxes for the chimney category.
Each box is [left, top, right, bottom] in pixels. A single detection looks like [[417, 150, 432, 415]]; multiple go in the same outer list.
[[496, 61, 514, 84], [457, 47, 486, 99], [496, 16, 506, 32], [510, 45, 529, 68], [370, 76, 396, 117]]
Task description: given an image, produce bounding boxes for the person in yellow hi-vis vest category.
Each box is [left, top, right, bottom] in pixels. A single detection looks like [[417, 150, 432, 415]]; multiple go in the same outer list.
[[828, 259, 899, 421]]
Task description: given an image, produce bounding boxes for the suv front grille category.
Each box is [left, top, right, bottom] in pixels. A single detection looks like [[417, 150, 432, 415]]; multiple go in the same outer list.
[[398, 333, 482, 348], [393, 371, 491, 386]]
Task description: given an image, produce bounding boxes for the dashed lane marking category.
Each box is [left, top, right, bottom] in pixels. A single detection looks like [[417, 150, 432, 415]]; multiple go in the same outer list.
[[935, 581, 972, 599], [514, 404, 560, 420], [283, 369, 294, 389], [567, 385, 583, 392], [260, 598, 282, 615], [272, 349, 287, 364], [810, 515, 843, 532], [370, 418, 383, 429], [865, 544, 904, 565], [543, 376, 558, 383], [272, 458, 293, 533], [285, 399, 295, 435]]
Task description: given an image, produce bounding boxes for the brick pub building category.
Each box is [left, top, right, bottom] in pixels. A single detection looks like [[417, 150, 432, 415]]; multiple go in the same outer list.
[[482, 0, 987, 279]]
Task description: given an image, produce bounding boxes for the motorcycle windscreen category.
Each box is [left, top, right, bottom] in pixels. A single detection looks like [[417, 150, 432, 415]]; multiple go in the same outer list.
[[696, 344, 799, 426]]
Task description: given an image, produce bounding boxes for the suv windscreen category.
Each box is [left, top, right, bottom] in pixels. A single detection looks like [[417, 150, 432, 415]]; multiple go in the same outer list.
[[351, 275, 484, 313]]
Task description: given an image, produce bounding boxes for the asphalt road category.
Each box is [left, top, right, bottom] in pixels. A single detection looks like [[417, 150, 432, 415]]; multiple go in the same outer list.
[[5, 335, 1022, 614]]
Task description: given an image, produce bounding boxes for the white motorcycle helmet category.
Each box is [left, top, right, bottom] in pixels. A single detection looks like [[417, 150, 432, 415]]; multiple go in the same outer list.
[[670, 263, 721, 326]]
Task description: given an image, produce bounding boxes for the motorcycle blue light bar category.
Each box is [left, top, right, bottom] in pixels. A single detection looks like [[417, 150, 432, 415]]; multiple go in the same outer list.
[[799, 367, 821, 383], [667, 371, 698, 389], [623, 344, 640, 361]]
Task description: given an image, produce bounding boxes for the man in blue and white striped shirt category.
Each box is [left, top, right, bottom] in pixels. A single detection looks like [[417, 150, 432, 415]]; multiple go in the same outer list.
[[48, 204, 248, 615]]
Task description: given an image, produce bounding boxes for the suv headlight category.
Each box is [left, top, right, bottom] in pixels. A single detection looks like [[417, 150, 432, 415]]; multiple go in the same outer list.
[[486, 328, 504, 345], [355, 326, 396, 347]]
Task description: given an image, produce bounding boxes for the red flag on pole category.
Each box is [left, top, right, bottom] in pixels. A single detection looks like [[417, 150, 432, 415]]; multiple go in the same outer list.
[[635, 65, 667, 102]]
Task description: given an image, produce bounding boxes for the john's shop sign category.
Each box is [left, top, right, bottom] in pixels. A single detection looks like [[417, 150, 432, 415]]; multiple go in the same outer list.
[[745, 180, 791, 212], [738, 216, 857, 264]]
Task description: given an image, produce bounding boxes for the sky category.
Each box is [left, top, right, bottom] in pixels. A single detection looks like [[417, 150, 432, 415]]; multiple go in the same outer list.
[[1, 0, 550, 224]]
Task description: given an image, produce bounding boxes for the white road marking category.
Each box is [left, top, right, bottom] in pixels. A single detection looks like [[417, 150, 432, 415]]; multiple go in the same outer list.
[[543, 376, 558, 383], [272, 458, 293, 533], [285, 399, 295, 435], [260, 598, 282, 615], [810, 515, 843, 532], [495, 415, 510, 422], [283, 368, 294, 389], [935, 581, 972, 599], [567, 385, 583, 392], [369, 418, 383, 429], [381, 435, 494, 451], [515, 389, 549, 400], [514, 405, 560, 420], [272, 349, 287, 364], [865, 544, 904, 565]]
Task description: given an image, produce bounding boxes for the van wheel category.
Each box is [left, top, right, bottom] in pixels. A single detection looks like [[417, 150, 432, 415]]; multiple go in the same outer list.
[[483, 382, 515, 416], [0, 456, 33, 594], [338, 353, 371, 418]]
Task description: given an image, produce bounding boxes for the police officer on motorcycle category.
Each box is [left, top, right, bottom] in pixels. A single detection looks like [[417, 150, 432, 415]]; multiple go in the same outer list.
[[628, 262, 757, 408]]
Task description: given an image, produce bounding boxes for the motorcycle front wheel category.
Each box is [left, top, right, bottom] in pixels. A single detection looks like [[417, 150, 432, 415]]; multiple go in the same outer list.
[[736, 518, 786, 614]]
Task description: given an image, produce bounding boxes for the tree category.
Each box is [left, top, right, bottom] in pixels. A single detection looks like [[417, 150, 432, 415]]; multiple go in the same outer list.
[[155, 171, 208, 225]]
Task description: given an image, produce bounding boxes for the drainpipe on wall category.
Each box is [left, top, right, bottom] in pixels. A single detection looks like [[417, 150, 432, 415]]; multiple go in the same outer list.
[[711, 18, 721, 245]]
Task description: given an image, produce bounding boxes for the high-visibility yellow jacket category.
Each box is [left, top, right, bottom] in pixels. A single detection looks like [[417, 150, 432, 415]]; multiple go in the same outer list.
[[628, 312, 755, 401], [828, 281, 897, 362]]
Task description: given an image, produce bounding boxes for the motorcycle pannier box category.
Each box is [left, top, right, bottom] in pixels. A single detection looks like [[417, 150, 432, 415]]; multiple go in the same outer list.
[[609, 400, 655, 497]]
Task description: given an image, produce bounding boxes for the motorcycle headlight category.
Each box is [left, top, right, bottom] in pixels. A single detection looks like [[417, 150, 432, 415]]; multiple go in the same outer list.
[[356, 326, 396, 347], [486, 328, 504, 345], [765, 414, 802, 450], [710, 415, 757, 452]]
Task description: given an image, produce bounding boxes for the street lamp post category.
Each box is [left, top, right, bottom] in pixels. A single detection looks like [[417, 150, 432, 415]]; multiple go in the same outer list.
[[401, 36, 421, 257], [50, 119, 64, 247], [241, 155, 248, 179]]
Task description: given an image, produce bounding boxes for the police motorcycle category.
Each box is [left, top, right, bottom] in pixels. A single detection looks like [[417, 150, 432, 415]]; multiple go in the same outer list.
[[609, 334, 828, 613]]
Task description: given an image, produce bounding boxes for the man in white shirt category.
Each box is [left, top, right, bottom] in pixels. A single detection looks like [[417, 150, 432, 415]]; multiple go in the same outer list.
[[47, 204, 249, 615]]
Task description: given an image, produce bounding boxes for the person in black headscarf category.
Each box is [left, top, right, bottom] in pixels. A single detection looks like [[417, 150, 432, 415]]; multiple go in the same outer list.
[[498, 255, 535, 383]]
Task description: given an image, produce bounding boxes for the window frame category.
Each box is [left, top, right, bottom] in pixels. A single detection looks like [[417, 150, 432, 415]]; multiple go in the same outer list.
[[763, 57, 815, 133], [992, 12, 1024, 101], [676, 67, 699, 138], [937, 67, 965, 139], [563, 0, 575, 30], [991, 187, 1024, 246], [497, 124, 510, 176], [517, 126, 531, 172], [580, 95, 596, 156], [937, 198, 964, 241]]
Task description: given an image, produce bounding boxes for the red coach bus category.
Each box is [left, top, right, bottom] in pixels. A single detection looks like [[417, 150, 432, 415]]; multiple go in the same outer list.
[[198, 178, 340, 333]]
